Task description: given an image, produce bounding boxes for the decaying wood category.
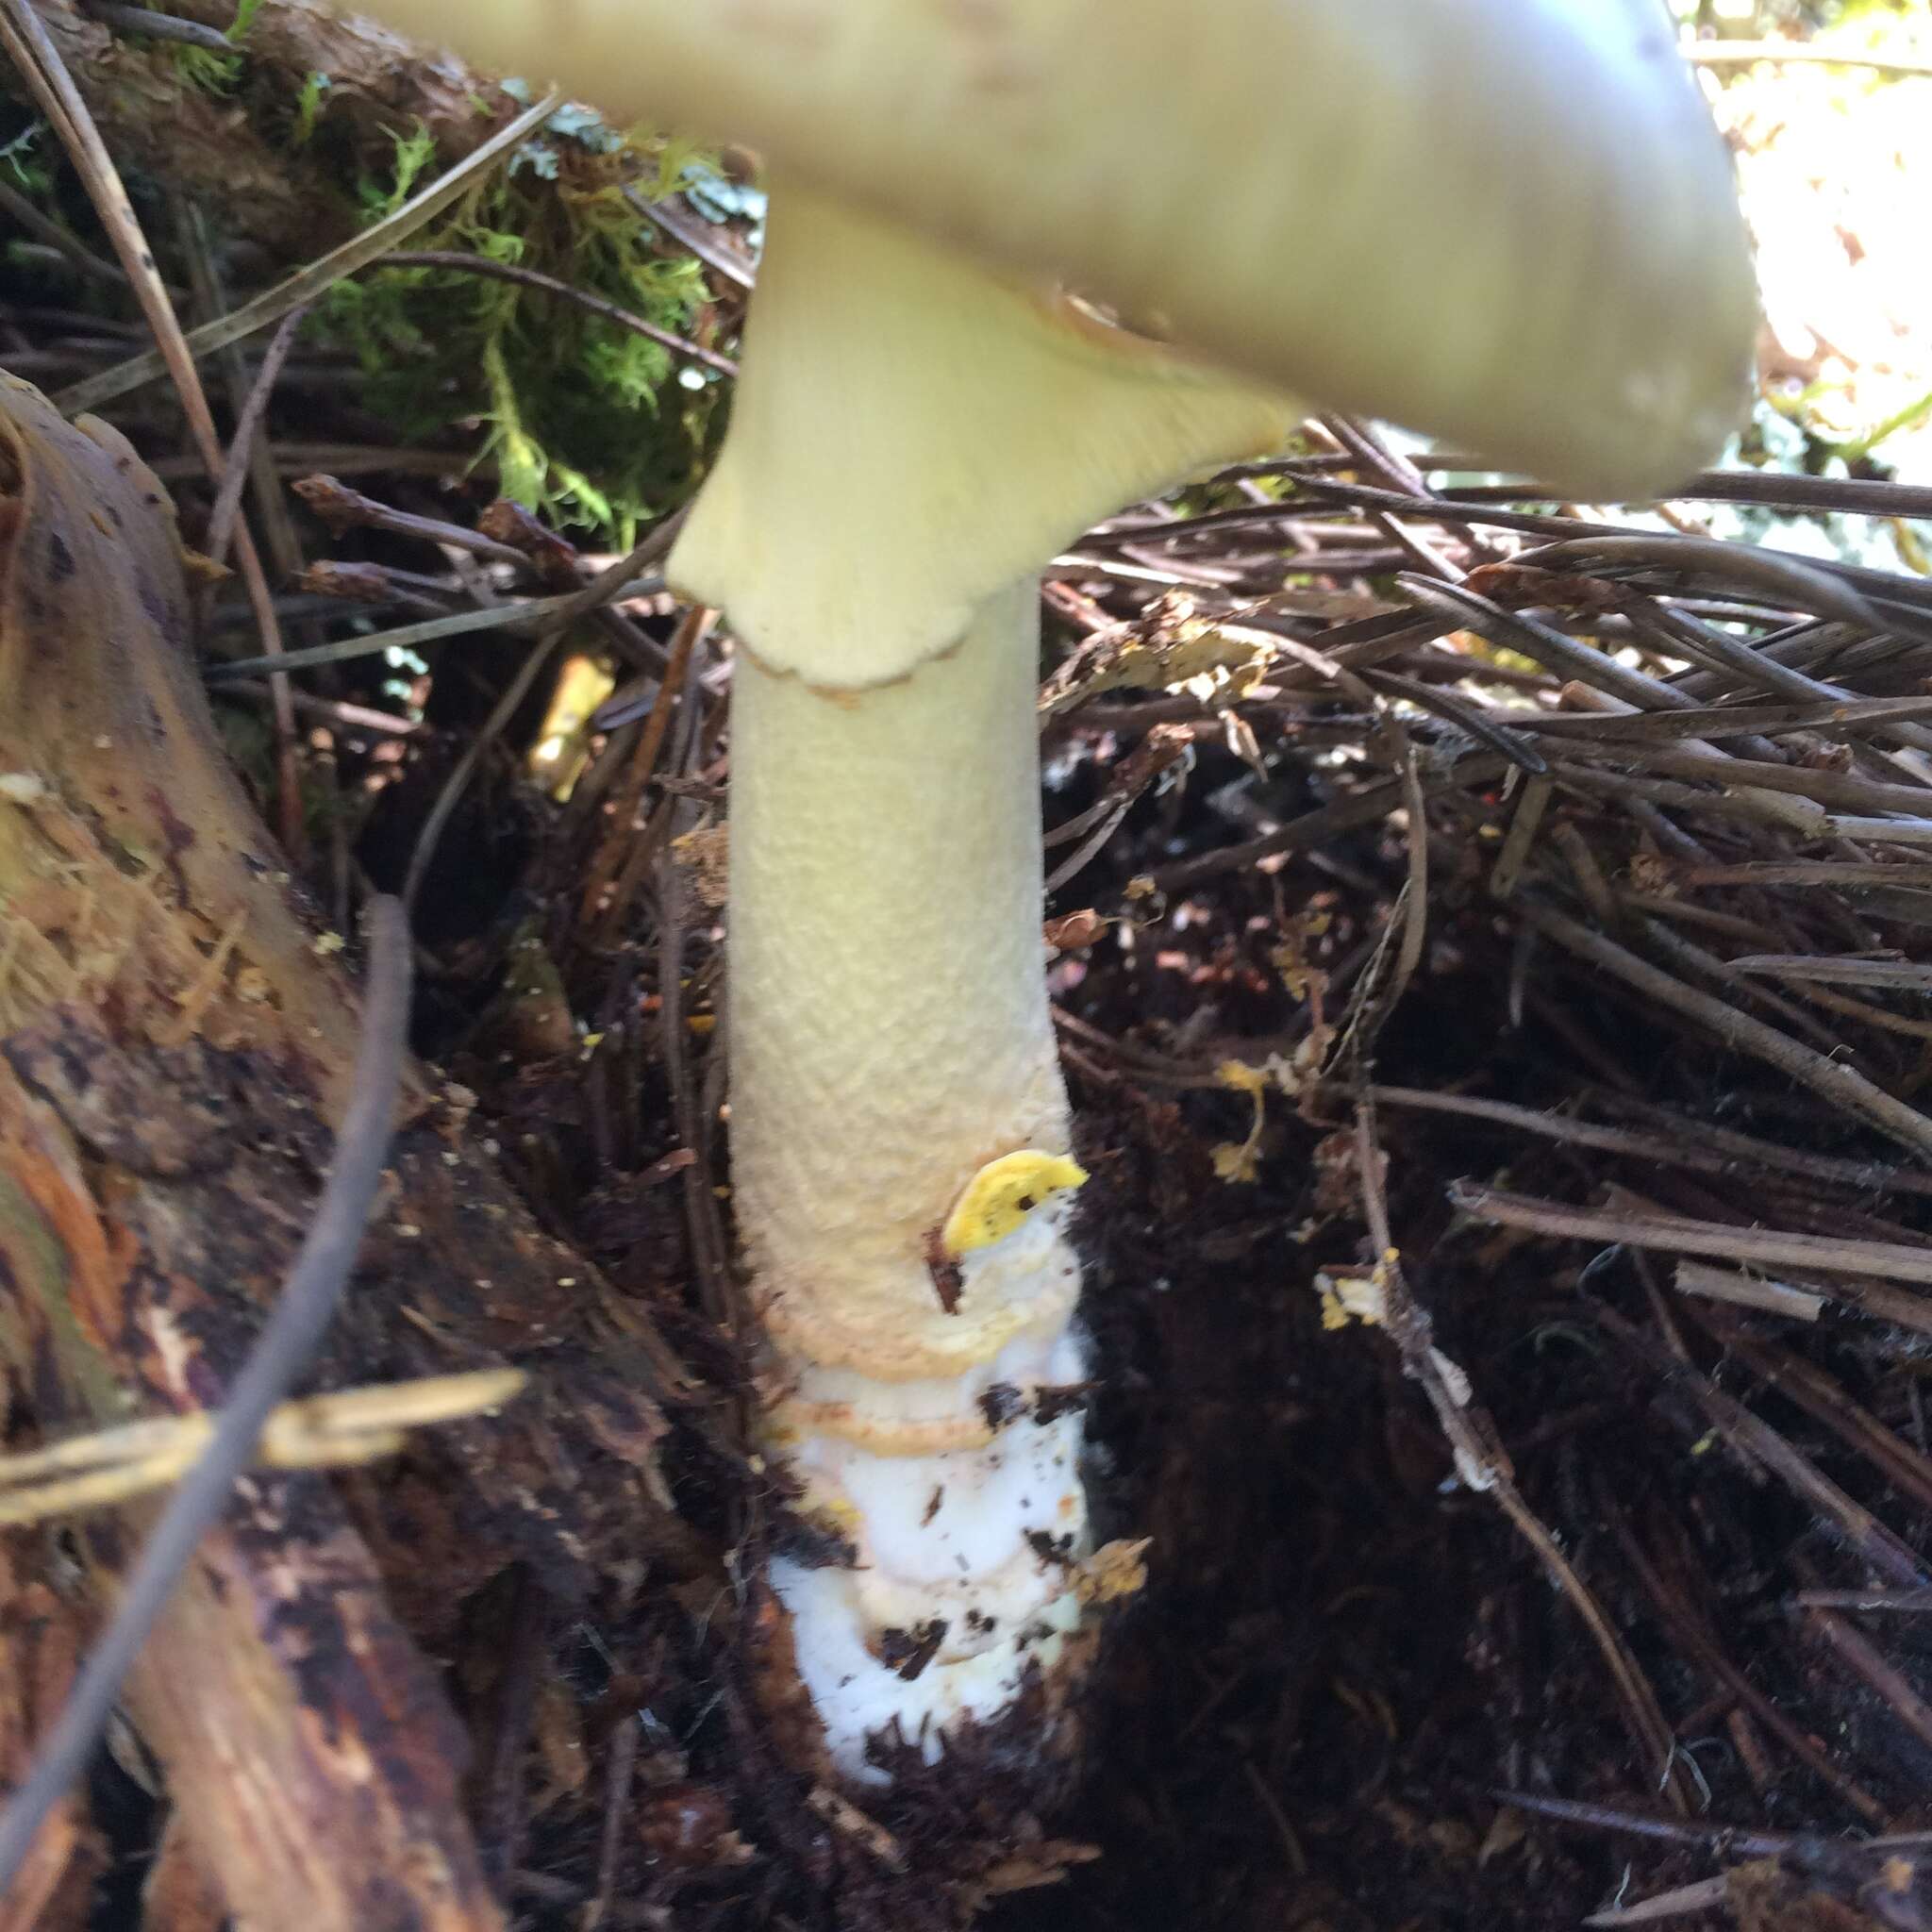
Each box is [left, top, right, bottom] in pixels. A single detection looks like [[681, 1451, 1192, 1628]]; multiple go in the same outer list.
[[0, 1537, 99, 1932], [0, 376, 711, 1924], [12, 0, 526, 259]]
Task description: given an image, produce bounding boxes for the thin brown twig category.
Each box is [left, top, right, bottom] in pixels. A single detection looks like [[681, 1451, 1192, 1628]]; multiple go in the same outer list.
[[54, 90, 565, 418], [1515, 903, 1932, 1162], [203, 302, 311, 572], [382, 250, 737, 377], [0, 176, 123, 285], [0, 0, 307, 846], [1449, 1179, 1932, 1296], [578, 606, 708, 929], [1594, 1478, 1893, 1824], [1349, 1094, 1691, 1810], [1371, 1085, 1932, 1197]]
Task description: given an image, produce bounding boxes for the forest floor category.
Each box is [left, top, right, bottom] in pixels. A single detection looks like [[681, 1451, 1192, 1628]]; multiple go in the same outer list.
[[6, 9, 1932, 1932]]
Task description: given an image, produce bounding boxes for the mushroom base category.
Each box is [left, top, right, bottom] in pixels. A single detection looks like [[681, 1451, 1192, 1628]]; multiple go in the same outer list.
[[770, 1256, 1092, 1780]]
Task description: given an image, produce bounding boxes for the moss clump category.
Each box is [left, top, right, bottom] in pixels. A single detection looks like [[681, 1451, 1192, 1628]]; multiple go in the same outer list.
[[318, 103, 731, 545], [167, 0, 265, 95]]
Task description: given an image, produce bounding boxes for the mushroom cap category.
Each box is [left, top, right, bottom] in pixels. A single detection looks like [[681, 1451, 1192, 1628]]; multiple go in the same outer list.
[[339, 0, 1757, 497]]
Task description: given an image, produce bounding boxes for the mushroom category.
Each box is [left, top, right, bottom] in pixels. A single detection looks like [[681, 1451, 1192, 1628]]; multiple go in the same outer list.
[[332, 0, 1757, 1780]]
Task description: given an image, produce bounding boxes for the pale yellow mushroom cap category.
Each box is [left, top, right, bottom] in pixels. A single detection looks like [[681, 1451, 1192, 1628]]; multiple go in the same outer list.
[[340, 0, 1757, 499]]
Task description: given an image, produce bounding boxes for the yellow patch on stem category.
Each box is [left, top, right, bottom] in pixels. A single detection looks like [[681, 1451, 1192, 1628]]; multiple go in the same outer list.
[[941, 1150, 1088, 1258]]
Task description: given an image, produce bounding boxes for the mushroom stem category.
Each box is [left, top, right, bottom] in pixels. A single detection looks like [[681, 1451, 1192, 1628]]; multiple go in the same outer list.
[[736, 610, 1092, 1772], [671, 188, 1287, 1774], [729, 598, 1078, 1390]]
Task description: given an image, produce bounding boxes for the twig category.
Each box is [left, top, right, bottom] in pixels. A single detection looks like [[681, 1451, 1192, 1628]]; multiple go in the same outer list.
[[0, 1368, 524, 1524], [1596, 1307, 1927, 1590], [1367, 1090, 1924, 1190], [1396, 575, 1703, 719], [80, 2, 232, 51], [1449, 1179, 1932, 1293], [222, 678, 424, 738], [0, 896, 413, 1891], [0, 0, 304, 845], [587, 1712, 640, 1930], [203, 302, 311, 572], [291, 474, 531, 566], [1308, 457, 1932, 522], [1708, 1323, 1932, 1515], [1516, 534, 1913, 639], [54, 90, 565, 418], [383, 250, 737, 377], [1090, 474, 1932, 624], [1348, 1096, 1690, 1809], [1495, 1789, 1785, 1857], [1515, 903, 1932, 1162], [621, 185, 755, 291], [0, 177, 122, 286], [396, 516, 690, 911], [204, 576, 662, 682], [1583, 1875, 1731, 1928], [1726, 953, 1932, 991], [401, 637, 559, 914], [1522, 695, 1932, 745], [1151, 752, 1510, 892], [577, 605, 707, 925], [1673, 1260, 1823, 1322], [1681, 40, 1932, 78], [1597, 1474, 1894, 1823]]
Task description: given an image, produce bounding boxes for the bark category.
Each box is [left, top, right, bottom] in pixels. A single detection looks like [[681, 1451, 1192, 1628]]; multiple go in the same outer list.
[[0, 374, 707, 1925], [13, 0, 527, 258], [0, 1540, 100, 1932]]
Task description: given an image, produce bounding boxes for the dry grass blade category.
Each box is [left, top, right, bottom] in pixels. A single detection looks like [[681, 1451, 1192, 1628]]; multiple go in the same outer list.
[[0, 1368, 525, 1524], [52, 89, 566, 418], [1583, 1876, 1732, 1927]]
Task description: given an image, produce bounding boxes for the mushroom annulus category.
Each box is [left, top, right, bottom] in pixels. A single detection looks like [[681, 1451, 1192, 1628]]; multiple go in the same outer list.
[[330, 0, 1757, 1783]]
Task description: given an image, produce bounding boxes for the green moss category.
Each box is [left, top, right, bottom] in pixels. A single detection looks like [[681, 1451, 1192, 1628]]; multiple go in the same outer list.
[[290, 72, 329, 147], [317, 108, 728, 544], [0, 119, 48, 195], [168, 0, 263, 96]]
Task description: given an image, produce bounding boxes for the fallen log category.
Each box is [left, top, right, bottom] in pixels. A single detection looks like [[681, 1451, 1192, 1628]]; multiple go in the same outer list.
[[0, 374, 713, 1924]]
